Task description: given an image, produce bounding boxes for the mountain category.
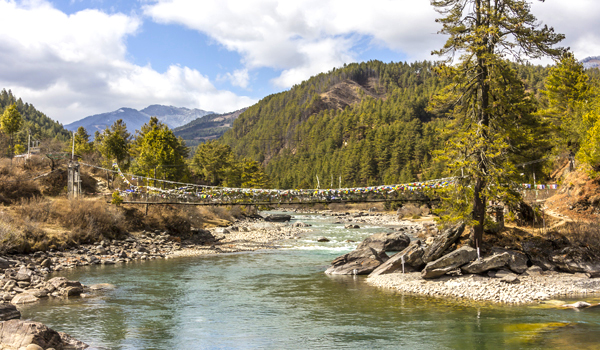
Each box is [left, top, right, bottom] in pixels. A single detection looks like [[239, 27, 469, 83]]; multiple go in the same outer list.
[[65, 105, 213, 136], [582, 56, 600, 69], [219, 60, 550, 189], [173, 108, 247, 148], [140, 105, 213, 129]]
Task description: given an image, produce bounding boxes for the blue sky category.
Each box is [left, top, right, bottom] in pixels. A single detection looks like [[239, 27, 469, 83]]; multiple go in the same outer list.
[[0, 0, 599, 124]]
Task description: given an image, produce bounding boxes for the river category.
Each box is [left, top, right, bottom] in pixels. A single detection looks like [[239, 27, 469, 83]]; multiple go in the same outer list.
[[19, 213, 600, 349]]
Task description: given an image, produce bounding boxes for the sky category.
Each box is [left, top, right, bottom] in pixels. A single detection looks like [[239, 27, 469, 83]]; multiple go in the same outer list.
[[1, 0, 600, 125]]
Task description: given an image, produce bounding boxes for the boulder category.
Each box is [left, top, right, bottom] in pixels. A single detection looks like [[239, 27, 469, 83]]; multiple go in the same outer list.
[[344, 224, 360, 229], [461, 252, 511, 274], [422, 223, 465, 263], [15, 267, 33, 282], [562, 301, 591, 309], [189, 229, 217, 245], [0, 304, 21, 321], [317, 237, 330, 242], [521, 265, 543, 276], [491, 247, 529, 274], [46, 277, 83, 297], [0, 257, 12, 269], [500, 273, 519, 284], [11, 293, 39, 305], [0, 319, 88, 350], [325, 247, 389, 275], [421, 246, 477, 279], [264, 214, 292, 222], [521, 238, 557, 271], [292, 222, 311, 228], [369, 240, 425, 277], [356, 232, 410, 253]]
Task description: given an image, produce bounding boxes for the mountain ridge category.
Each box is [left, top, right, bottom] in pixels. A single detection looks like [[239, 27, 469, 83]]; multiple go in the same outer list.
[[65, 105, 214, 136]]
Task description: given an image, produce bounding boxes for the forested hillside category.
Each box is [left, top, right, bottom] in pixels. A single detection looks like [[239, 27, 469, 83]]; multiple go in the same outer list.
[[0, 89, 70, 147], [220, 60, 551, 189]]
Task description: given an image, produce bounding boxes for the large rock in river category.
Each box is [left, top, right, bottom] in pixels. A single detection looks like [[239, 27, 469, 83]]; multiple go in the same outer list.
[[264, 214, 292, 222], [421, 246, 477, 279], [422, 223, 465, 263], [369, 240, 425, 277], [0, 319, 89, 349], [0, 304, 20, 321], [356, 232, 410, 253], [325, 247, 389, 275]]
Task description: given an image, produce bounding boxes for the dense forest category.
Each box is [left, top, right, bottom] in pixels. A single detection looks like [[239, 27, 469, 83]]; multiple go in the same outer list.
[[219, 60, 559, 189]]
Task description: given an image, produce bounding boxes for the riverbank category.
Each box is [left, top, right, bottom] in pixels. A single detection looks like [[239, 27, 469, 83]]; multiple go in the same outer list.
[[367, 269, 600, 304]]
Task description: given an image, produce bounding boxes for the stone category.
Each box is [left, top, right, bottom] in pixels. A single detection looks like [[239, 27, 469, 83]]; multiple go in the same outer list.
[[521, 265, 543, 276], [422, 223, 465, 263], [0, 304, 21, 321], [264, 214, 292, 222], [0, 319, 87, 350], [369, 241, 425, 277], [40, 259, 52, 268], [26, 344, 43, 350], [562, 301, 591, 308], [356, 232, 410, 253], [317, 237, 330, 242], [3, 280, 16, 291], [0, 257, 12, 269], [11, 293, 38, 305], [293, 222, 311, 228], [421, 246, 477, 279], [58, 331, 89, 350], [26, 289, 47, 298], [325, 247, 389, 275], [461, 252, 511, 274], [491, 247, 529, 274], [344, 224, 360, 229], [88, 283, 116, 291], [15, 267, 33, 282], [500, 273, 519, 284]]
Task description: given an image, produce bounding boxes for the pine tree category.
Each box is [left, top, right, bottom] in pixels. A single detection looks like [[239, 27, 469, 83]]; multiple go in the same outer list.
[[95, 119, 131, 170], [1, 104, 23, 158], [430, 0, 565, 250]]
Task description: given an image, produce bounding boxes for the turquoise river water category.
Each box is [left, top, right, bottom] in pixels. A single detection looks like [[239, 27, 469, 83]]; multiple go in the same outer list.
[[19, 213, 600, 349]]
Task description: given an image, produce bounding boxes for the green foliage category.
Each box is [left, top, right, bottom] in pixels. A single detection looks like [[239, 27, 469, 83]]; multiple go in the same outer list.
[[1, 104, 22, 136], [576, 101, 600, 174], [221, 60, 450, 188], [74, 126, 94, 155], [430, 0, 564, 243], [191, 140, 270, 188], [541, 53, 594, 149], [130, 117, 189, 182], [95, 119, 131, 170], [1, 104, 23, 157], [0, 89, 70, 147], [111, 191, 123, 206]]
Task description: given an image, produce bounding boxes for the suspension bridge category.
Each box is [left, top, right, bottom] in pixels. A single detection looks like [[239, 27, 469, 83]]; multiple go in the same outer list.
[[76, 161, 561, 207]]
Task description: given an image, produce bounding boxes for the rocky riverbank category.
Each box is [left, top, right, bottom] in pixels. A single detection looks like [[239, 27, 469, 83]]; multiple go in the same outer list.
[[367, 268, 600, 304]]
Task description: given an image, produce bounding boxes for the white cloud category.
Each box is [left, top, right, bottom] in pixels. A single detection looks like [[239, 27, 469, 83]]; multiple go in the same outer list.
[[0, 0, 255, 124], [219, 68, 250, 89], [144, 0, 444, 88], [531, 0, 600, 62], [145, 0, 600, 87]]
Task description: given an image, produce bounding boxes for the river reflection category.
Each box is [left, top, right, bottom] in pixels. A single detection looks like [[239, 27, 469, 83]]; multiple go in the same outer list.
[[19, 214, 600, 350]]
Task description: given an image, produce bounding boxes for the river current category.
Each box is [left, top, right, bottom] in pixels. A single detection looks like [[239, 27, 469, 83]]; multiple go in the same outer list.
[[20, 213, 600, 349]]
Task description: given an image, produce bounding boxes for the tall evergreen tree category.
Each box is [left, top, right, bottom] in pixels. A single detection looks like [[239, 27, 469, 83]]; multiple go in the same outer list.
[[430, 0, 565, 250], [95, 119, 131, 170], [1, 104, 23, 158], [130, 117, 189, 182]]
